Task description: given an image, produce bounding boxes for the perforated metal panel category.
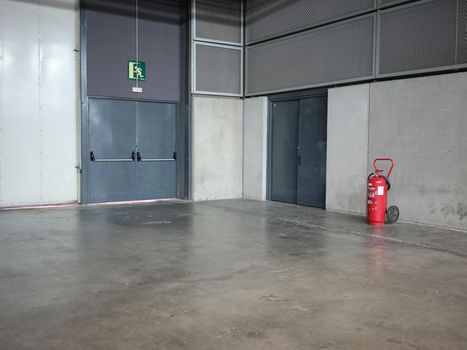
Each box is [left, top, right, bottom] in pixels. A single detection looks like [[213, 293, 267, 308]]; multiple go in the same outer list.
[[194, 43, 242, 95], [378, 0, 419, 7], [246, 16, 375, 96], [378, 0, 467, 76], [246, 0, 375, 44], [194, 0, 242, 44], [460, 0, 467, 64]]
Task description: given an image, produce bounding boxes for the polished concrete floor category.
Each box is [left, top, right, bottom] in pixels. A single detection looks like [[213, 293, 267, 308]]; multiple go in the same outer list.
[[1, 199, 467, 350]]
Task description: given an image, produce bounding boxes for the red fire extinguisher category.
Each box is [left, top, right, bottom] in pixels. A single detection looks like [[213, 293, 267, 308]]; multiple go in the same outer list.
[[367, 158, 399, 226]]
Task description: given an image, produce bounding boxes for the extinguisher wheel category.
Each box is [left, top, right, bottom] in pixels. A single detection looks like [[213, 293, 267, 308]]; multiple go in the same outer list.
[[386, 206, 400, 224]]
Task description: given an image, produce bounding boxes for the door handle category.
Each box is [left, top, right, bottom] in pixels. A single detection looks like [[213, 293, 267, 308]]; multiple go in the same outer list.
[[131, 151, 136, 161], [90, 151, 95, 162], [137, 151, 142, 162], [173, 151, 177, 160], [298, 154, 301, 165]]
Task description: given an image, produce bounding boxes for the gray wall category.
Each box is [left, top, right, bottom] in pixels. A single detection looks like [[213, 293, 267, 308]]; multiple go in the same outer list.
[[192, 96, 243, 200], [369, 72, 467, 229], [326, 72, 467, 229], [85, 0, 183, 101], [326, 84, 369, 215], [243, 97, 268, 200]]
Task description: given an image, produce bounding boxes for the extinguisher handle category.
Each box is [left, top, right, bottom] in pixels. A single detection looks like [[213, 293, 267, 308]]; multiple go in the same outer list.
[[373, 158, 394, 179]]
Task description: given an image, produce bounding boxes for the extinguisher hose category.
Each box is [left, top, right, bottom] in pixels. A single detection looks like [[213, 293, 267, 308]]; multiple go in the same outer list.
[[368, 173, 391, 191], [382, 175, 391, 191]]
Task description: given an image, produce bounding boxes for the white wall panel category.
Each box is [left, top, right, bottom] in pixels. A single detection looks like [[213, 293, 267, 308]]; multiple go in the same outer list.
[[0, 0, 78, 206], [0, 0, 41, 206], [39, 0, 78, 203]]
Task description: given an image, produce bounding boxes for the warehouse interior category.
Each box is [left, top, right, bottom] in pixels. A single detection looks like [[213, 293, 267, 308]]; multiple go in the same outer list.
[[1, 0, 467, 349]]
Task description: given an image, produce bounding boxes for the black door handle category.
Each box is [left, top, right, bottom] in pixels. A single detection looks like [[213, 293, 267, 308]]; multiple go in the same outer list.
[[137, 151, 142, 161], [90, 151, 95, 161], [173, 151, 177, 160], [131, 151, 136, 161]]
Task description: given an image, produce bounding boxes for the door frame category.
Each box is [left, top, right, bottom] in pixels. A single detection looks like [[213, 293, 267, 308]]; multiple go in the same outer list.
[[266, 88, 328, 203], [79, 0, 191, 204]]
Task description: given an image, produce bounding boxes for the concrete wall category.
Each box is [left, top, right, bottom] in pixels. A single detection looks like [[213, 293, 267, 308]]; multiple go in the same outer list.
[[369, 72, 467, 229], [326, 84, 369, 215], [0, 0, 78, 207], [192, 96, 243, 201], [326, 72, 467, 229], [243, 97, 268, 200]]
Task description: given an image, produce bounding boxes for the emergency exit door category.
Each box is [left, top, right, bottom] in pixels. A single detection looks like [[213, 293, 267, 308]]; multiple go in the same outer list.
[[86, 98, 176, 203], [270, 95, 327, 208]]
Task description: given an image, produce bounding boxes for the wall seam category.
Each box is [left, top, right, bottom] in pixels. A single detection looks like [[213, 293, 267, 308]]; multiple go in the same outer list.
[[242, 99, 245, 198], [367, 83, 371, 186], [38, 0, 43, 203], [261, 97, 268, 201]]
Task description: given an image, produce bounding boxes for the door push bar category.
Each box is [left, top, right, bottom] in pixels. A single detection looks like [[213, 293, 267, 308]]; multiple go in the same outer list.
[[89, 151, 134, 162], [90, 151, 177, 162], [134, 151, 177, 162]]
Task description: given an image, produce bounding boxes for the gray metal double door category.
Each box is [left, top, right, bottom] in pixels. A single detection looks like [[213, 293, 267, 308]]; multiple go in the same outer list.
[[88, 98, 176, 203], [271, 96, 327, 208]]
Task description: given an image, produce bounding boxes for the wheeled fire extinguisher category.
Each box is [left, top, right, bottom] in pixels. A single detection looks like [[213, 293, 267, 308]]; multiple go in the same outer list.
[[367, 158, 399, 225]]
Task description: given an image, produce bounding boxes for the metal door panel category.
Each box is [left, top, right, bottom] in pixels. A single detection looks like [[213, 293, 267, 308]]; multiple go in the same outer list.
[[135, 101, 176, 199], [137, 102, 176, 160], [89, 99, 136, 160], [89, 162, 135, 203], [297, 97, 327, 208], [270, 100, 299, 204], [136, 162, 176, 200], [87, 98, 136, 203]]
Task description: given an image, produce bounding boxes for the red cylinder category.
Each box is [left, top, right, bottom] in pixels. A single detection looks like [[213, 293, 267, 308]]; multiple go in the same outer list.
[[367, 174, 387, 225]]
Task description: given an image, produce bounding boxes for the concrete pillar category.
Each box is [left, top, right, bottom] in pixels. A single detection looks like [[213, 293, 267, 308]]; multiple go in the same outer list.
[[192, 96, 243, 201], [243, 97, 268, 200]]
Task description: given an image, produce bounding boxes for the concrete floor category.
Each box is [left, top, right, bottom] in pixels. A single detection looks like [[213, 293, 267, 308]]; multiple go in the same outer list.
[[1, 199, 467, 350]]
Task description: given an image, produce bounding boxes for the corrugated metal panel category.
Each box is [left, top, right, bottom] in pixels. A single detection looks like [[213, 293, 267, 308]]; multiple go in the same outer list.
[[246, 16, 375, 96], [194, 43, 242, 95], [246, 0, 375, 44], [195, 0, 242, 44], [378, 0, 467, 76]]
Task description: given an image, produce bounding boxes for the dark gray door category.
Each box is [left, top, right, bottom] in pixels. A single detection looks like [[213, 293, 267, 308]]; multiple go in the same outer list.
[[136, 102, 177, 200], [88, 99, 136, 203], [87, 99, 176, 203], [270, 100, 299, 204], [297, 97, 327, 208]]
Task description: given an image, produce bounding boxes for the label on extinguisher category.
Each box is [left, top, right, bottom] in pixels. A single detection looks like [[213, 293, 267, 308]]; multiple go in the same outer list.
[[377, 186, 384, 195]]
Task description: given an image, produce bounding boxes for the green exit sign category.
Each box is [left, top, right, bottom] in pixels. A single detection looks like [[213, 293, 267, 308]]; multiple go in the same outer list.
[[128, 60, 146, 81]]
